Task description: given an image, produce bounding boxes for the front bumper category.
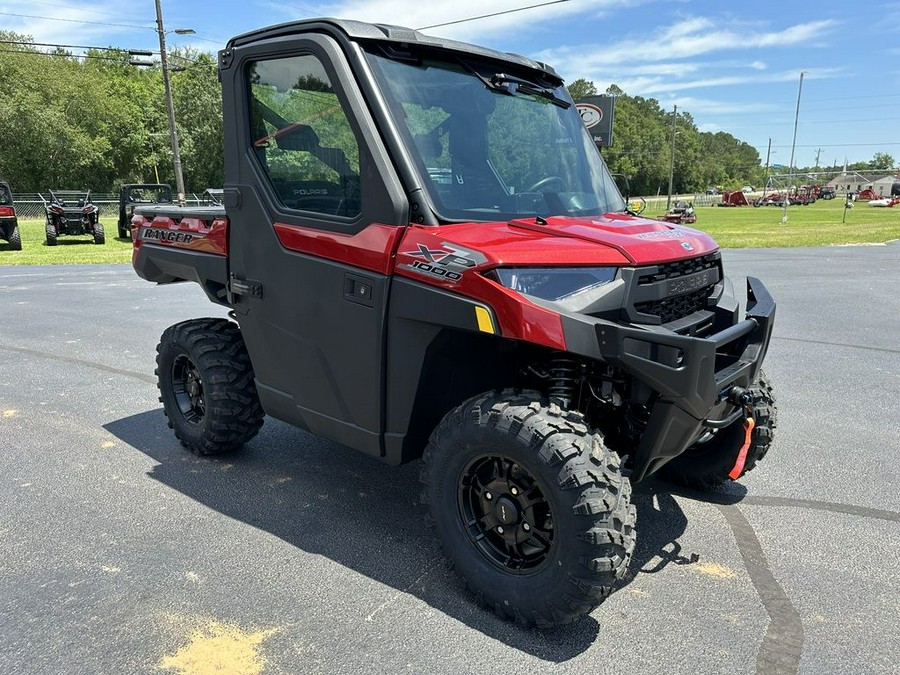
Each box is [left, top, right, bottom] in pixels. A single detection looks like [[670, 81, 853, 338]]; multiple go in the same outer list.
[[561, 277, 776, 481]]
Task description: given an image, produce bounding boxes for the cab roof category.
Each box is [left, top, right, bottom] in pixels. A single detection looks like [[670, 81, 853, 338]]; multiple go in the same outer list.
[[225, 17, 561, 83]]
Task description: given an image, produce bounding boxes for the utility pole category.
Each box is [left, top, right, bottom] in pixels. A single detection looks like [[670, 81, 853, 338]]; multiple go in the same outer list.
[[782, 71, 805, 224], [666, 104, 677, 210], [814, 147, 822, 171], [155, 0, 186, 206], [763, 137, 772, 196]]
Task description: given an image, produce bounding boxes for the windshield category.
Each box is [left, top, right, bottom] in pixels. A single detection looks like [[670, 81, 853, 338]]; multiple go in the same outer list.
[[366, 51, 625, 222]]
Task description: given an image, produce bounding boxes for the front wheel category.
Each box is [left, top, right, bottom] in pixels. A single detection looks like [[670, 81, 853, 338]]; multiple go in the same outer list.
[[422, 391, 636, 627], [156, 318, 264, 455], [45, 219, 57, 246], [92, 221, 105, 245], [660, 369, 777, 490]]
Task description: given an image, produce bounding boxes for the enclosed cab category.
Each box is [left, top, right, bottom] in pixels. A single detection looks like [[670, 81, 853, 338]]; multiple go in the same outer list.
[[117, 184, 172, 238], [133, 19, 777, 627]]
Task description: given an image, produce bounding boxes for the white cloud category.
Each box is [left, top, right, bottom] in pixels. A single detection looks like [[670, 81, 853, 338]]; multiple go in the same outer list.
[[697, 122, 723, 132], [750, 60, 767, 70], [539, 17, 838, 78]]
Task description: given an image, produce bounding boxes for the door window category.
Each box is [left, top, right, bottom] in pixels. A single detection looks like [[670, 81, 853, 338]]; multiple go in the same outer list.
[[248, 54, 361, 218]]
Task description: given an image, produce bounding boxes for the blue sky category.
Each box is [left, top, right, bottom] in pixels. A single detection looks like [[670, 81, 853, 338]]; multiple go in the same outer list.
[[4, 0, 899, 169]]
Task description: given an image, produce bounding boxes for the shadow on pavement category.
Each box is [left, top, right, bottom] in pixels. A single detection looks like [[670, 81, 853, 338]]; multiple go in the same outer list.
[[105, 409, 717, 662], [623, 479, 746, 587]]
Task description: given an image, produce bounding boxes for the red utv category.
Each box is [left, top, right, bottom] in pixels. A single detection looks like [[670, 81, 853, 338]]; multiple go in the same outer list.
[[0, 182, 22, 250], [130, 18, 777, 627]]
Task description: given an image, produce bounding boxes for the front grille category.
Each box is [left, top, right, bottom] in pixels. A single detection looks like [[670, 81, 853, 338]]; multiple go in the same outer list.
[[629, 252, 721, 325], [634, 287, 711, 323], [637, 252, 719, 285]]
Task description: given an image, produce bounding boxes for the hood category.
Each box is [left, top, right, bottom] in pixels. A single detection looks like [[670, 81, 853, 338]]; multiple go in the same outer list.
[[506, 214, 718, 265], [417, 213, 719, 268]]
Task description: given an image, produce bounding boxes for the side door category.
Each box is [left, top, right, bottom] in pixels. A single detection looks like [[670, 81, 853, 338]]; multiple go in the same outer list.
[[222, 34, 409, 457]]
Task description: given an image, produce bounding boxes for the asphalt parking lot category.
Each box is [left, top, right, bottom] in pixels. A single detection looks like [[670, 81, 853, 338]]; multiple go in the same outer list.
[[1, 242, 898, 675]]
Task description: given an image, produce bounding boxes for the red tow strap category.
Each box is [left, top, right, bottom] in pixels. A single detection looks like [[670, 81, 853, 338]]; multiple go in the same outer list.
[[728, 416, 756, 480]]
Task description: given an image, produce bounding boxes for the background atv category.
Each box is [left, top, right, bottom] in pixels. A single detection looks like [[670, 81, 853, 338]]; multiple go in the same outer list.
[[42, 189, 104, 245], [0, 182, 22, 250], [117, 184, 172, 238]]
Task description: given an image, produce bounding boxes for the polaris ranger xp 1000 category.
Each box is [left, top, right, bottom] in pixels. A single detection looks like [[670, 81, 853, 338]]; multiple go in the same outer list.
[[131, 19, 777, 627]]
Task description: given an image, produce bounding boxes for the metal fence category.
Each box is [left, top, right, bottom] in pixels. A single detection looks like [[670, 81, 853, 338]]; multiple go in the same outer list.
[[11, 193, 214, 219]]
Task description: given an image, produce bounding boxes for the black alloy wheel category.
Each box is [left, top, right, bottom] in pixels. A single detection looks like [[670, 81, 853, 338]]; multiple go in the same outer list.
[[171, 354, 205, 424], [458, 455, 554, 574]]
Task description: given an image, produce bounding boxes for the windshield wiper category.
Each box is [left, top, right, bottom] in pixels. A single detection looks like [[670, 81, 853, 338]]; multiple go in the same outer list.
[[491, 73, 571, 109], [455, 58, 570, 109]]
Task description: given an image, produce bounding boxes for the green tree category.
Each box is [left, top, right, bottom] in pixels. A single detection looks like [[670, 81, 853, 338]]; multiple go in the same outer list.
[[170, 50, 224, 190], [566, 78, 597, 101]]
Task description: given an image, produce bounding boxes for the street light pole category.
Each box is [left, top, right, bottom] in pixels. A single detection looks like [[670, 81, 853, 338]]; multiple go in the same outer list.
[[155, 0, 186, 206], [666, 104, 677, 210]]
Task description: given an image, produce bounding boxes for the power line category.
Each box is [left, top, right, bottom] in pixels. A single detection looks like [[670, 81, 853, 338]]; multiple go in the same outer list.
[[769, 142, 900, 148], [708, 116, 900, 128], [417, 0, 571, 30], [24, 0, 152, 21], [0, 39, 157, 54], [0, 48, 129, 62], [185, 34, 226, 46], [802, 92, 900, 103], [0, 10, 154, 30], [0, 38, 214, 66]]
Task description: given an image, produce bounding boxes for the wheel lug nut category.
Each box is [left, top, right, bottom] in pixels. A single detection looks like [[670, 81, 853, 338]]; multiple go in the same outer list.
[[496, 526, 504, 534], [523, 523, 530, 531], [485, 492, 492, 500]]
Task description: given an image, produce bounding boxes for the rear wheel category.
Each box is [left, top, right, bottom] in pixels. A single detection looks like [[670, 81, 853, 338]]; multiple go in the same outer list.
[[422, 390, 636, 627], [6, 224, 22, 250], [92, 221, 105, 245], [156, 318, 264, 455], [660, 370, 777, 490]]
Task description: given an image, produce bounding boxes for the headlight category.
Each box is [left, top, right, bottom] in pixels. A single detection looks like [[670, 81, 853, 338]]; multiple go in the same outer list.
[[493, 267, 617, 301]]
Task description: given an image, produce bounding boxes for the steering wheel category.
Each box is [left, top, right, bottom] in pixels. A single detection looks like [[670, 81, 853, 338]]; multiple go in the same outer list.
[[526, 176, 566, 193]]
